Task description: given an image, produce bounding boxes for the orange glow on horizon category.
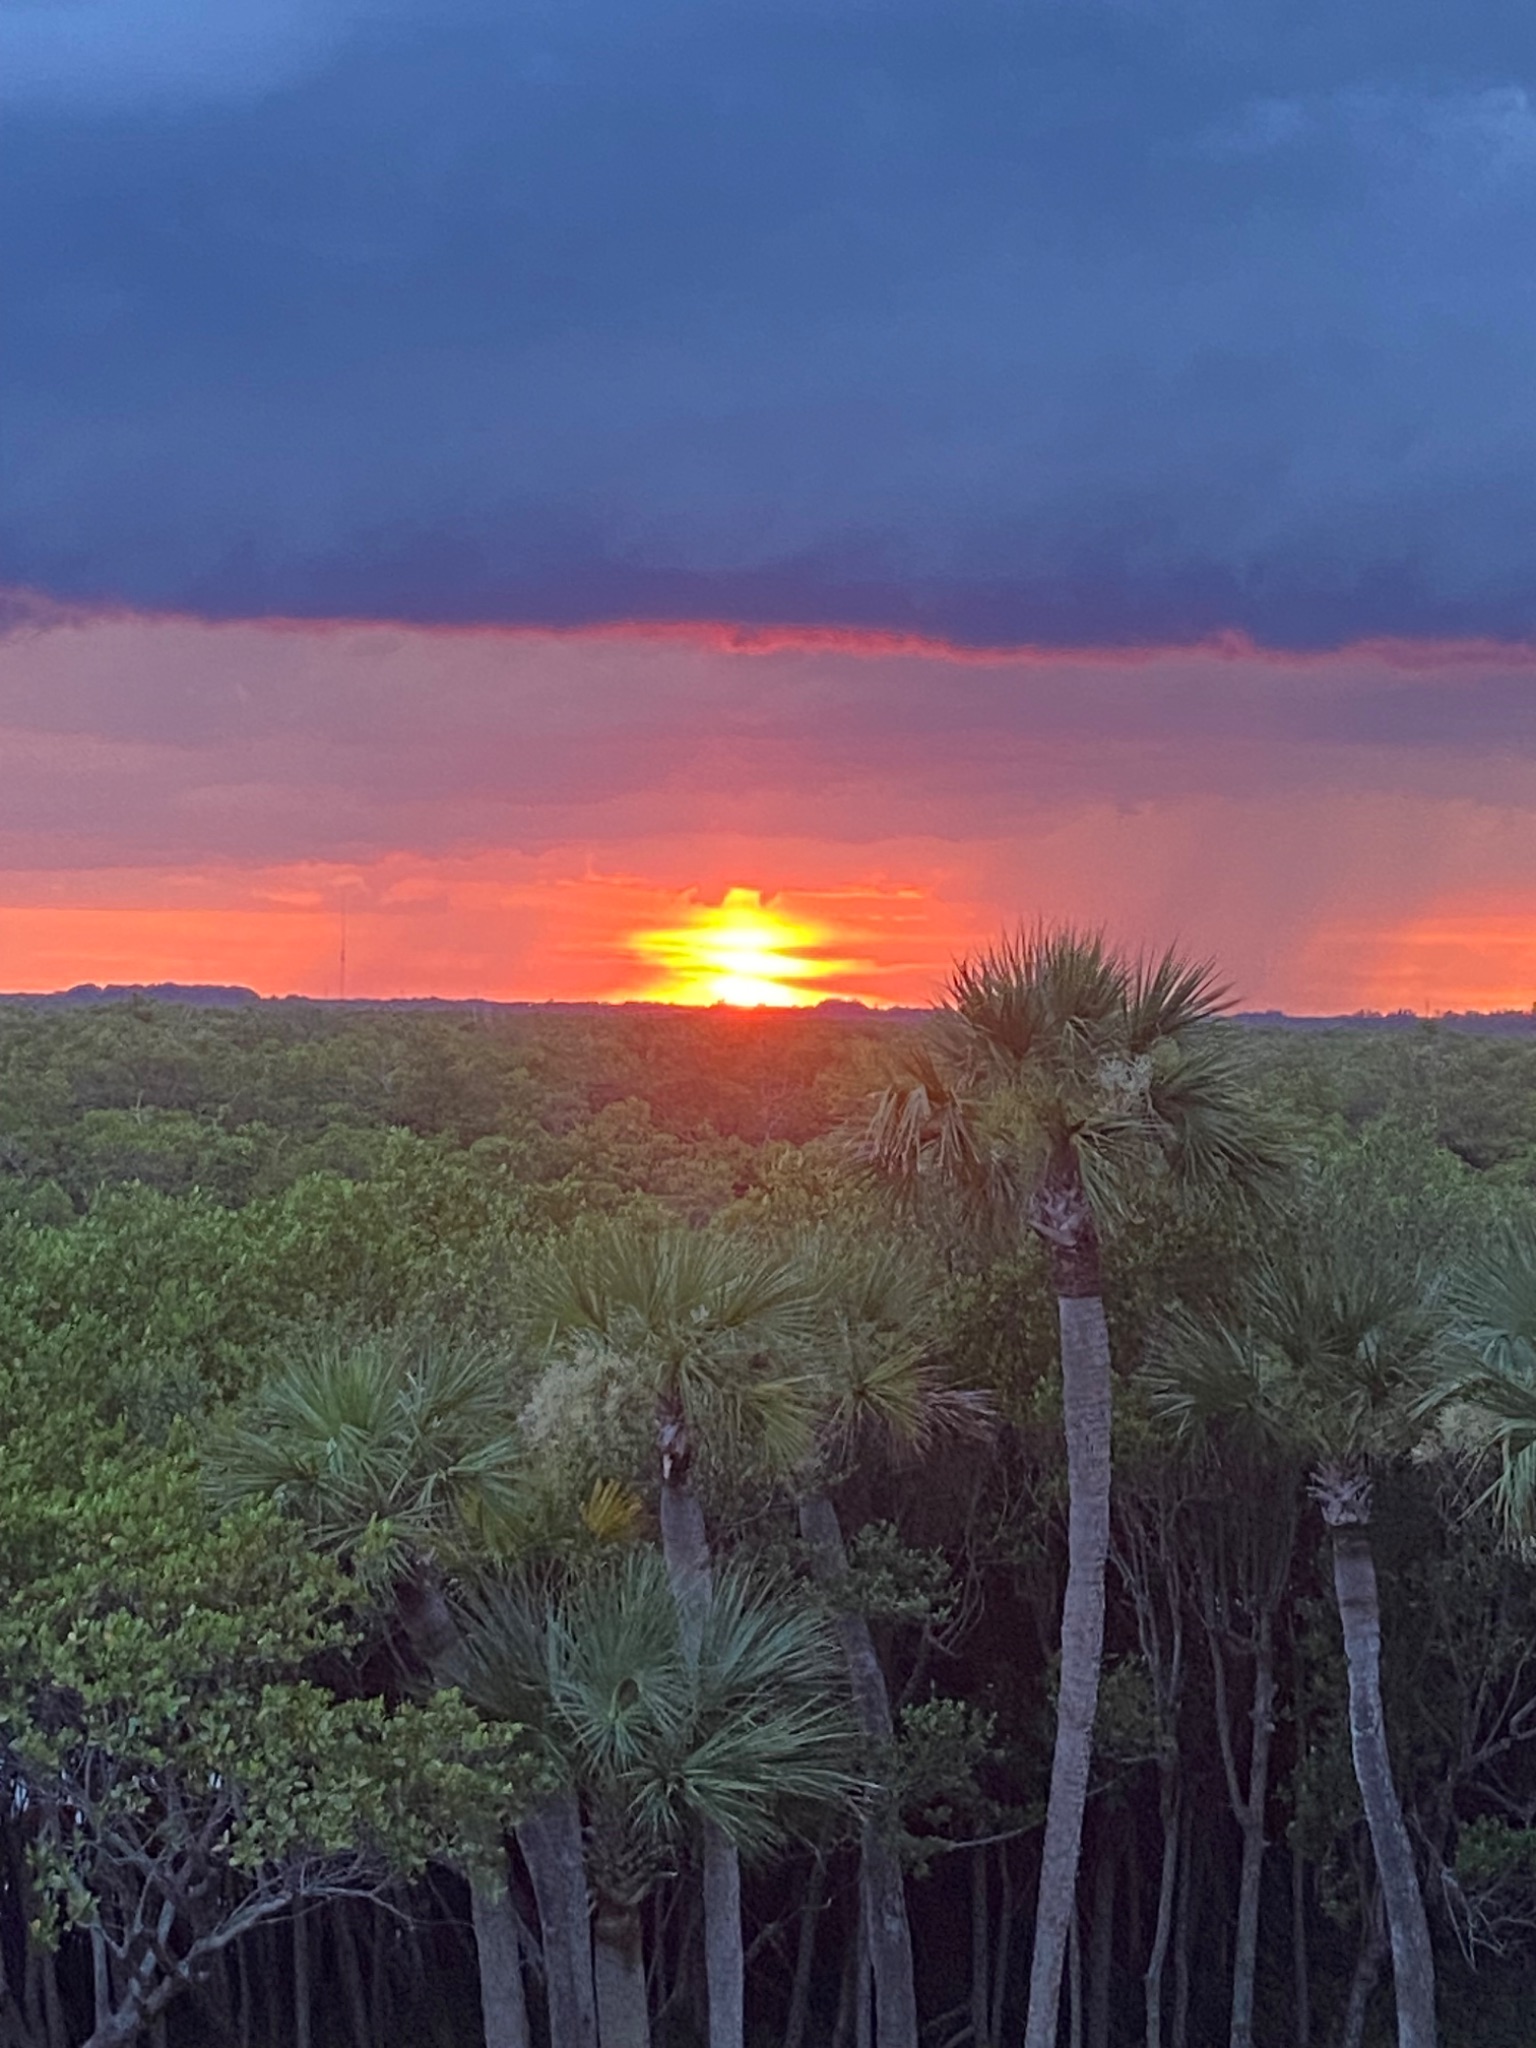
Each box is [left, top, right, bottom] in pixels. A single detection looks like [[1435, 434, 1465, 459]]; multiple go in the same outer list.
[[627, 888, 875, 1007], [0, 861, 960, 1006], [1304, 903, 1536, 1016]]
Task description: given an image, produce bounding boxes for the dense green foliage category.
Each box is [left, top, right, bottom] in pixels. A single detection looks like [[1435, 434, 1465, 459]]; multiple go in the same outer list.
[[2, 995, 1536, 2045]]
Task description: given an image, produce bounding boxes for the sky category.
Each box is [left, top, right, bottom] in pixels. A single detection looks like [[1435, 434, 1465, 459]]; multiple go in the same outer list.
[[4, 0, 1536, 1009]]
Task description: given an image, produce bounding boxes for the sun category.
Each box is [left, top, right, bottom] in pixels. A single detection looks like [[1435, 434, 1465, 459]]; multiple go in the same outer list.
[[629, 888, 860, 1007]]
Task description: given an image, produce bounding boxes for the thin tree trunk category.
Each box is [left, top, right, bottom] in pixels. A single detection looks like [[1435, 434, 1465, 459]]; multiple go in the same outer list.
[[336, 1904, 372, 2048], [971, 1847, 990, 2048], [659, 1455, 744, 2048], [369, 1907, 390, 2048], [1086, 1831, 1116, 2048], [832, 1911, 858, 2048], [799, 1492, 919, 2048], [1337, 1882, 1387, 2048], [517, 1788, 599, 2048], [236, 1927, 253, 2048], [1327, 1523, 1436, 2048], [1067, 1898, 1084, 2048], [294, 1907, 312, 2048], [472, 1876, 532, 2048], [593, 1902, 651, 2048], [989, 1847, 1013, 2047], [854, 1903, 873, 2048], [22, 1935, 45, 2048], [783, 1856, 827, 2048], [1022, 1280, 1113, 2048], [1292, 1632, 1312, 2048], [40, 1951, 63, 2048], [1207, 1611, 1277, 2048], [1170, 1800, 1194, 2048], [1292, 1842, 1310, 2048], [91, 1927, 112, 2037], [1144, 1770, 1180, 2048]]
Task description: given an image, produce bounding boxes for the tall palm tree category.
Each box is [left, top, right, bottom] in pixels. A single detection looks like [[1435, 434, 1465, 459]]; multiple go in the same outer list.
[[1146, 1238, 1445, 2048], [452, 1550, 859, 2048], [865, 925, 1280, 2048], [525, 1224, 820, 2048], [798, 1227, 993, 2048], [205, 1326, 599, 2048]]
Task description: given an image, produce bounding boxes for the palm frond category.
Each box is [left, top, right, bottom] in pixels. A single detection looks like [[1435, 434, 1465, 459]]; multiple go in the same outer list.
[[447, 1577, 561, 1739], [793, 1225, 996, 1459], [1143, 1309, 1293, 1459], [1450, 1228, 1536, 1375], [948, 925, 1128, 1063], [1149, 1229, 1449, 1474], [205, 1326, 527, 1565], [526, 1222, 822, 1474], [580, 1477, 648, 1545], [1143, 1031, 1294, 1193], [527, 1223, 817, 1353], [459, 1551, 858, 1861], [1123, 947, 1232, 1050]]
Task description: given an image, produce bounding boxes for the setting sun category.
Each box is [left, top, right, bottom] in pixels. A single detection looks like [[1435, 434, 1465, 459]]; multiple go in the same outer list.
[[628, 887, 866, 1006]]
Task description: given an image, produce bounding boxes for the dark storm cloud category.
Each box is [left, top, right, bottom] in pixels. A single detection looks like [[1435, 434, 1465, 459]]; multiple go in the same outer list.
[[6, 0, 1536, 644]]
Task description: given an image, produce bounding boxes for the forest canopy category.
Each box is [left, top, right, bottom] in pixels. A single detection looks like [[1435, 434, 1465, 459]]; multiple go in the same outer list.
[[1, 978, 1535, 2048]]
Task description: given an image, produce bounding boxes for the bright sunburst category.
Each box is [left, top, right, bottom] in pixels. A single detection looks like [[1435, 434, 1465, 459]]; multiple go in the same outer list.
[[629, 888, 861, 1006]]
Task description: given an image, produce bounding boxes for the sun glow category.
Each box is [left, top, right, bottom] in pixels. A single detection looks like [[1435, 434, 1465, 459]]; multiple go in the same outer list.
[[628, 888, 866, 1006]]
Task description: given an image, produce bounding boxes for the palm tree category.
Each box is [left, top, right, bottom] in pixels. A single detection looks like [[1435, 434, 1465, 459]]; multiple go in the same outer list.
[[1436, 1224, 1536, 1535], [205, 1325, 599, 2048], [865, 925, 1280, 2048], [798, 1227, 993, 2048], [524, 1224, 820, 2048], [452, 1550, 859, 2048], [1146, 1237, 1445, 2048]]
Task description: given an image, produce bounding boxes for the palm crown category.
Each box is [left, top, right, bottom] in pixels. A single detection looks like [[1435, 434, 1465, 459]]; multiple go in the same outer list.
[[1434, 1226, 1536, 1539], [451, 1550, 859, 1880], [206, 1325, 529, 1578], [865, 925, 1284, 1243], [522, 1222, 823, 1478], [1145, 1233, 1448, 1513]]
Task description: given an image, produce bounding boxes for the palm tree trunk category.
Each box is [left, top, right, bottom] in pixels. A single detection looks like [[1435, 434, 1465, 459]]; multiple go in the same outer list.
[[517, 1788, 599, 2048], [798, 1492, 919, 2048], [471, 1876, 532, 2048], [1327, 1522, 1437, 2048], [657, 1440, 744, 2048], [593, 1901, 651, 2048], [702, 1822, 744, 2048], [399, 1564, 599, 2048], [1022, 1281, 1113, 2048]]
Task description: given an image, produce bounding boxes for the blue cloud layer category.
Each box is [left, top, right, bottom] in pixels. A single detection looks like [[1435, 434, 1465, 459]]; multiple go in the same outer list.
[[6, 0, 1536, 644]]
